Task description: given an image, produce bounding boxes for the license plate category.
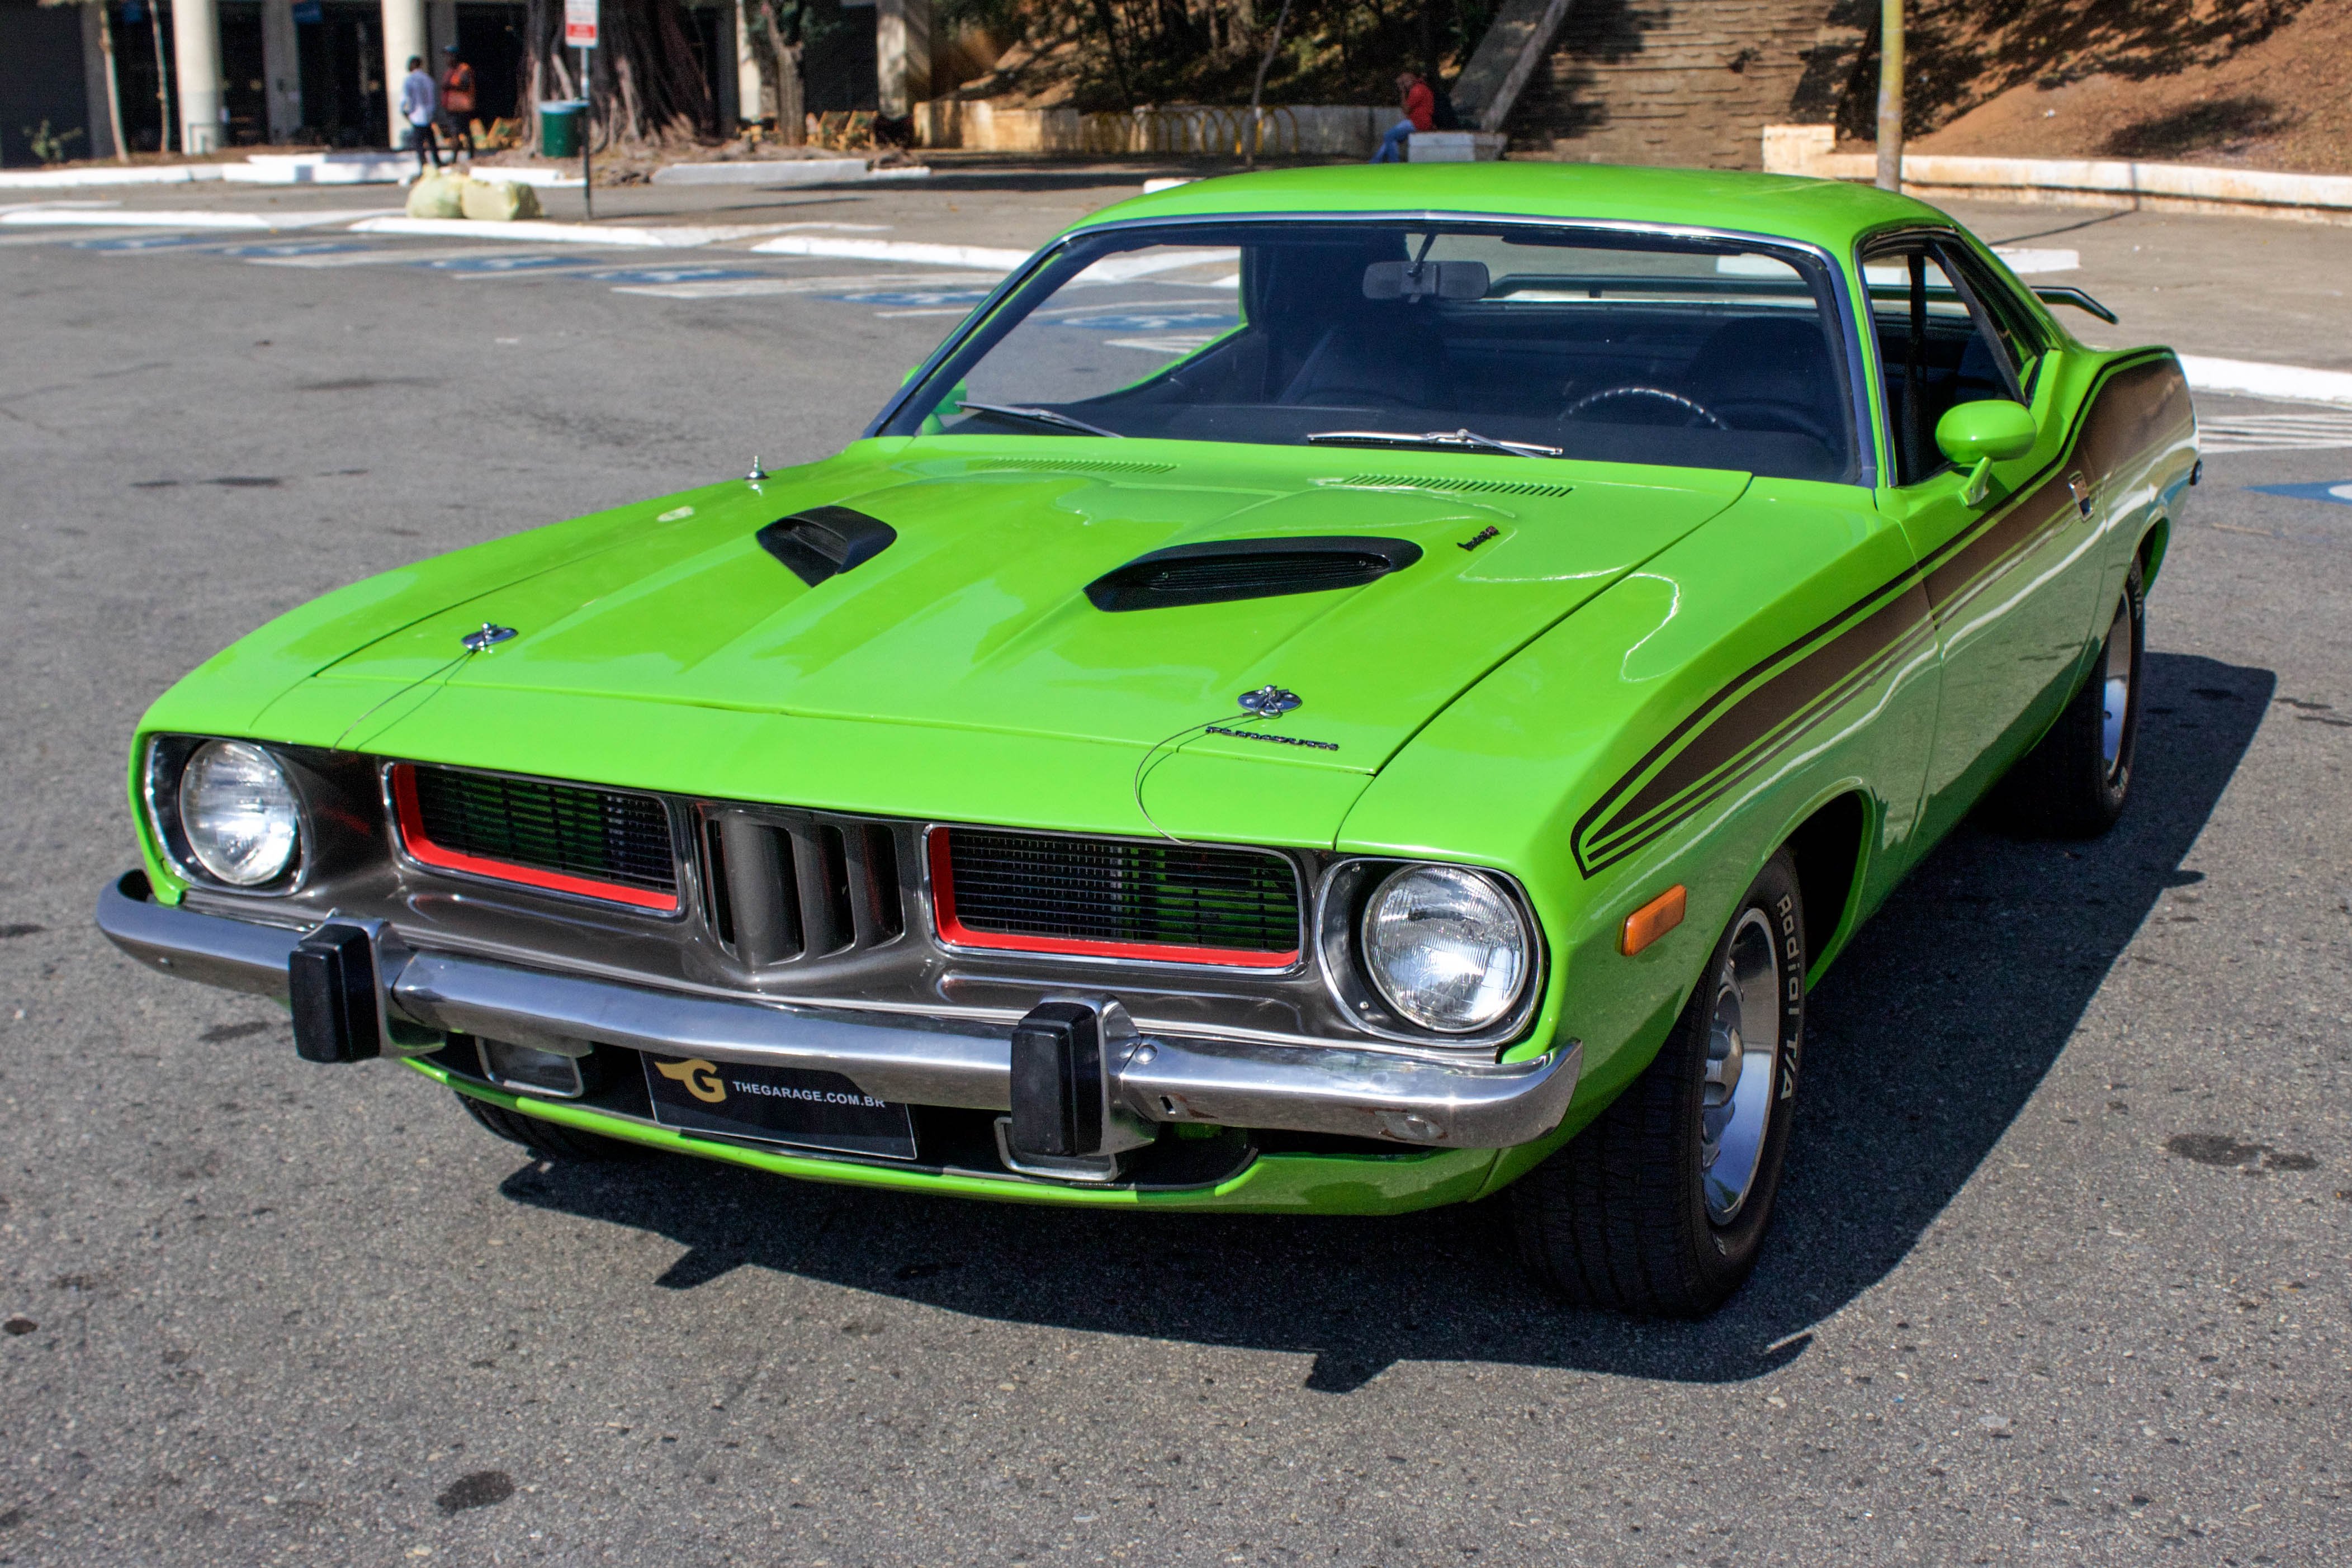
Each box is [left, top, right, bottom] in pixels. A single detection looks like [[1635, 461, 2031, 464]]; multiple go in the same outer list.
[[641, 1054, 917, 1161]]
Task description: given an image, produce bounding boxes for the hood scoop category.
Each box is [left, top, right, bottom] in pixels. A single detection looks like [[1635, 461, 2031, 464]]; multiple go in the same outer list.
[[757, 505, 898, 587], [1086, 536, 1422, 613]]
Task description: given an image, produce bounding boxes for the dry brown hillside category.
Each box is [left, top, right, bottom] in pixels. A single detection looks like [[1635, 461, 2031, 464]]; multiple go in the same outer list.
[[1863, 0, 2352, 172]]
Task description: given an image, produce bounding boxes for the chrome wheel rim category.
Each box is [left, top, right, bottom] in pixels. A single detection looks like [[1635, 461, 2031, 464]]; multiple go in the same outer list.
[[1700, 909, 1782, 1226], [2098, 598, 2133, 780]]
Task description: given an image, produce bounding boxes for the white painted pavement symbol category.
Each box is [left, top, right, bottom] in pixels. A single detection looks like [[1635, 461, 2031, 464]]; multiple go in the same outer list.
[[584, 266, 767, 286], [69, 233, 230, 252], [2198, 410, 2352, 453], [609, 271, 1003, 300], [427, 254, 597, 276]]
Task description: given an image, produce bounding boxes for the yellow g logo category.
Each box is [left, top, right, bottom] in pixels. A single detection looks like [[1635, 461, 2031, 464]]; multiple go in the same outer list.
[[655, 1057, 727, 1103]]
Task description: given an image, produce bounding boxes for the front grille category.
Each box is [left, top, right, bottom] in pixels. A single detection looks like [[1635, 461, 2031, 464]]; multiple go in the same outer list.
[[935, 828, 1300, 964], [700, 810, 907, 968], [399, 765, 676, 900]]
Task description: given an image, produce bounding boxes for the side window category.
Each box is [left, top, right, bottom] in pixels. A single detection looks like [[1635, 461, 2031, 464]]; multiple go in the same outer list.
[[1865, 242, 2022, 486], [1936, 243, 2047, 396]]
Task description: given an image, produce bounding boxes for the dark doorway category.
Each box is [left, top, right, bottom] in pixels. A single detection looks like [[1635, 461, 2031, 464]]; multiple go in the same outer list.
[[0, 0, 93, 166], [801, 0, 876, 115], [219, 0, 267, 144], [453, 1, 524, 125], [296, 1, 387, 146]]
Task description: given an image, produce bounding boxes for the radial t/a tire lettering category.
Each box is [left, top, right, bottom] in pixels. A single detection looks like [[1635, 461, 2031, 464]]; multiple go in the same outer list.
[[1510, 849, 1806, 1316]]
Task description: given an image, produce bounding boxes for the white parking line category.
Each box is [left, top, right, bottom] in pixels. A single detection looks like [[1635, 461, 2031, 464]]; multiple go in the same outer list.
[[0, 207, 396, 229], [611, 271, 1004, 300]]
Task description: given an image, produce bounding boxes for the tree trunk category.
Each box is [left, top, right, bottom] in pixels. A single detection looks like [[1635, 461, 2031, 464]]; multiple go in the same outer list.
[[97, 3, 129, 163], [149, 0, 173, 154], [1243, 0, 1291, 168]]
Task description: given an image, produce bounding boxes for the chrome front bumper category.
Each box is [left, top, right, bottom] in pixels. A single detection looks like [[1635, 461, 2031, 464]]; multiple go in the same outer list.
[[96, 870, 1580, 1150]]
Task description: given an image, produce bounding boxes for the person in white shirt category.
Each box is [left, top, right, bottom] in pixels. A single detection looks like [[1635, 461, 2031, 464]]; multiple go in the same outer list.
[[398, 56, 442, 171]]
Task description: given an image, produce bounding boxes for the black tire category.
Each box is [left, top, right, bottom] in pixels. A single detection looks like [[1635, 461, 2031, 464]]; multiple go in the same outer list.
[[455, 1091, 647, 1163], [1511, 850, 1806, 1316], [1996, 562, 2145, 839]]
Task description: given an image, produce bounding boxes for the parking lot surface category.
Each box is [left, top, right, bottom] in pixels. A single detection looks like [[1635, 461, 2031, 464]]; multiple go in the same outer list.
[[1, 175, 2347, 1565]]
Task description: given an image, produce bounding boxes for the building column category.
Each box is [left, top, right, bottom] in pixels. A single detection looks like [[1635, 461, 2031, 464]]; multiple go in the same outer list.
[[731, 0, 760, 127], [380, 0, 428, 147], [172, 0, 226, 153], [875, 0, 928, 119], [261, 0, 302, 140]]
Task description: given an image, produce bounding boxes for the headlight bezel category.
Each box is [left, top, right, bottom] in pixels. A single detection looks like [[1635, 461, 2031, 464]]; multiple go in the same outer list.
[[143, 733, 312, 896], [1314, 857, 1545, 1048]]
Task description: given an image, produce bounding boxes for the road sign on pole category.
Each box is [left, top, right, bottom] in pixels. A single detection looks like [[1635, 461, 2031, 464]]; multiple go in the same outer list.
[[565, 0, 599, 48]]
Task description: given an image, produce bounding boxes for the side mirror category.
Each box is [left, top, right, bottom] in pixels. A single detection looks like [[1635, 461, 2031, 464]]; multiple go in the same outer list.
[[1935, 399, 2036, 505]]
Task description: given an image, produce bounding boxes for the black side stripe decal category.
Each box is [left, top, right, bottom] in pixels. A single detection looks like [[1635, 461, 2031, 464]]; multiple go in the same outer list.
[[1570, 354, 2190, 878]]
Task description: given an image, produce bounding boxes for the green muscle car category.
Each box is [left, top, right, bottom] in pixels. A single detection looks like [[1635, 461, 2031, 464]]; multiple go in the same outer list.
[[99, 163, 2195, 1315]]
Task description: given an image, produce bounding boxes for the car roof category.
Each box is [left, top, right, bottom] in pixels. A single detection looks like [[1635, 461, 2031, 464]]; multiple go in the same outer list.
[[1066, 162, 1951, 255]]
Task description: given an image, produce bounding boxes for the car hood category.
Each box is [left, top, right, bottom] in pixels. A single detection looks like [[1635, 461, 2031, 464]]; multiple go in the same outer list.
[[300, 442, 1749, 774]]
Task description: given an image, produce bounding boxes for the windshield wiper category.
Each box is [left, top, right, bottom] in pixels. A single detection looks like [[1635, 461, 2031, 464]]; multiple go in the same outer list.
[[955, 401, 1124, 439], [1305, 427, 1564, 459]]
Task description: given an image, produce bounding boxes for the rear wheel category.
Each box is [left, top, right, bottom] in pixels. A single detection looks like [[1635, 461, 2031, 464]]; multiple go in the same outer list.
[[1511, 850, 1805, 1316], [1998, 562, 2144, 837], [455, 1091, 646, 1163]]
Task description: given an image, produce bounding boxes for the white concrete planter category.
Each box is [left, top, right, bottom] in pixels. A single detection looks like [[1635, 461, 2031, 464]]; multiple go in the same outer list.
[[1407, 131, 1507, 163]]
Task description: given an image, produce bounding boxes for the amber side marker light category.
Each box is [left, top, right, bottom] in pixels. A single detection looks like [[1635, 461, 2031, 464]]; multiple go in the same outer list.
[[1621, 884, 1687, 956]]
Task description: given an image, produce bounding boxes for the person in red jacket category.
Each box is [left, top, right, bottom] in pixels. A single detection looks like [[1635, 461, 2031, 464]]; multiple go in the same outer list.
[[1372, 70, 1435, 163]]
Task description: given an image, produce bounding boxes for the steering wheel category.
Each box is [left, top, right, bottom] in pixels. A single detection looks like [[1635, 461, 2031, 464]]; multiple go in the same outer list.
[[1563, 385, 1729, 430]]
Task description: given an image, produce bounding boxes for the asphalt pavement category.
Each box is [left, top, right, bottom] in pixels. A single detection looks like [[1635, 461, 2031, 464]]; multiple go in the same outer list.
[[1, 170, 2348, 1566]]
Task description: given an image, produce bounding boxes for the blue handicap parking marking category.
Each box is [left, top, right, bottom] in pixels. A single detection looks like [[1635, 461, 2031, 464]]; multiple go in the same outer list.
[[586, 266, 766, 286], [68, 233, 231, 252], [1054, 310, 1238, 333], [2246, 480, 2352, 506], [425, 253, 588, 274], [827, 289, 997, 308], [221, 239, 374, 259]]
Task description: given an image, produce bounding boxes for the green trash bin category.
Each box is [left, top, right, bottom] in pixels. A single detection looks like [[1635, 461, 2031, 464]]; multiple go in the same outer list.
[[539, 100, 586, 159]]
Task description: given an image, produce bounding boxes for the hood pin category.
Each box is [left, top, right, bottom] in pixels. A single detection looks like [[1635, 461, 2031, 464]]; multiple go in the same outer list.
[[747, 456, 768, 481], [461, 622, 518, 653], [1238, 685, 1302, 717]]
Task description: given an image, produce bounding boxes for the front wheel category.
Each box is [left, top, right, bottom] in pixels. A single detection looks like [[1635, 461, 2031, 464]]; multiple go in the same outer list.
[[1510, 850, 1805, 1316]]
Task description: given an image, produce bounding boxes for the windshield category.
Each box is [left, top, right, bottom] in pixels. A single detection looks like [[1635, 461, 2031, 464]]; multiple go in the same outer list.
[[881, 220, 1858, 483]]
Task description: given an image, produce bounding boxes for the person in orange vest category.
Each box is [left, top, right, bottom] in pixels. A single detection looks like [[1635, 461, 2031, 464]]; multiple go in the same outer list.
[[1371, 70, 1435, 163], [439, 43, 477, 160]]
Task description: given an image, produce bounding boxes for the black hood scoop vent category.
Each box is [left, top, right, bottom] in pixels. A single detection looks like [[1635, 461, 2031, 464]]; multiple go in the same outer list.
[[1086, 536, 1422, 613], [758, 505, 898, 587]]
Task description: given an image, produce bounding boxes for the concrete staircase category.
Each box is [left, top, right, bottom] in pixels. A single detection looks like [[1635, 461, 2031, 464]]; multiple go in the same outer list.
[[1498, 0, 1864, 169]]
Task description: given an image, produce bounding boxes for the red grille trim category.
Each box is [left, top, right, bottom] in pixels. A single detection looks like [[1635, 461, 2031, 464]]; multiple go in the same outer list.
[[926, 828, 1299, 969], [389, 765, 680, 912]]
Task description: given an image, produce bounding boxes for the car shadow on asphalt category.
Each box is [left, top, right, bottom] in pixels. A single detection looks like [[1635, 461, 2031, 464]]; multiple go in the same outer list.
[[498, 652, 2274, 1392]]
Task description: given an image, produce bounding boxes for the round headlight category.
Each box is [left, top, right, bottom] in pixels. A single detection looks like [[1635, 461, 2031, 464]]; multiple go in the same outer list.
[[1359, 864, 1530, 1033], [177, 740, 300, 887]]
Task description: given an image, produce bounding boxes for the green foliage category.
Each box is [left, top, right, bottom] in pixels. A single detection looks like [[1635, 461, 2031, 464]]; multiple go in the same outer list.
[[25, 120, 84, 165]]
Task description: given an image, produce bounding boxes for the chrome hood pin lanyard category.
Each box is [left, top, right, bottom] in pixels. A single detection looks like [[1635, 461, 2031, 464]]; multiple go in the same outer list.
[[1132, 685, 1303, 845]]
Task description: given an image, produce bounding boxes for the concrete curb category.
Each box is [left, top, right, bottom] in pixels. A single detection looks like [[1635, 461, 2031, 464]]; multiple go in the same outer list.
[[1763, 126, 2352, 226], [2180, 356, 2352, 408]]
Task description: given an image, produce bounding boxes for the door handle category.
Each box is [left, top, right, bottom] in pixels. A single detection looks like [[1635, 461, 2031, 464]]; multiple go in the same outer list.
[[2067, 473, 2094, 519]]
